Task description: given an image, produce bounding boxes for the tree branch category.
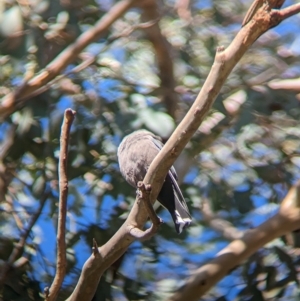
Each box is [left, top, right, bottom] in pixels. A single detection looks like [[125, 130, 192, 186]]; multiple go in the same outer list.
[[46, 109, 76, 301], [0, 0, 138, 120], [128, 182, 162, 240], [168, 181, 300, 301], [242, 0, 284, 26], [9, 19, 158, 107], [65, 1, 299, 300], [271, 3, 300, 21], [142, 0, 292, 207]]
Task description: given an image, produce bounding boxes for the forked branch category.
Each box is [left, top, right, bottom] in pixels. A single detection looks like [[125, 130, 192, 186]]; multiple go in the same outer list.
[[65, 1, 300, 300]]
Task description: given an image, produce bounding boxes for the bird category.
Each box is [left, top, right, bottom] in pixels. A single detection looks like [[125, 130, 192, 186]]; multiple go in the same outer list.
[[117, 130, 192, 234]]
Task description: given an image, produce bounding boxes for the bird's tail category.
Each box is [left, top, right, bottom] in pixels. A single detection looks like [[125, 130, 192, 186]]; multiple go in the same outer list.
[[157, 171, 192, 234], [168, 173, 192, 234], [171, 190, 192, 234]]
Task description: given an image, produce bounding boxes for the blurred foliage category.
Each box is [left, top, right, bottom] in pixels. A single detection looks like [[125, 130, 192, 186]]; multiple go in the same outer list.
[[0, 0, 300, 300]]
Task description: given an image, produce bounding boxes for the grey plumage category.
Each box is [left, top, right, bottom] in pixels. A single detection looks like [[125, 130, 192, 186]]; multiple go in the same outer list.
[[117, 130, 192, 234]]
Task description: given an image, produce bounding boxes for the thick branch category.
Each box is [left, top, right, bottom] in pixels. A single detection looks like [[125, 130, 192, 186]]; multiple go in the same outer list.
[[242, 0, 284, 26], [143, 0, 291, 210], [0, 0, 138, 119], [66, 1, 299, 300], [168, 181, 300, 301], [46, 109, 76, 301]]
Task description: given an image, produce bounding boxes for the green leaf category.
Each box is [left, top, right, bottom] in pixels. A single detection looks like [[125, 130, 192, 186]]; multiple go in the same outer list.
[[138, 108, 175, 137]]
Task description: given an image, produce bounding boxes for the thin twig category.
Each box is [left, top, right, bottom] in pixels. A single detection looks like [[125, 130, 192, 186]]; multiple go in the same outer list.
[[137, 181, 162, 227], [128, 182, 162, 240], [14, 56, 96, 107], [46, 108, 76, 301], [6, 195, 24, 231], [271, 3, 300, 20], [0, 191, 49, 286], [128, 223, 161, 241], [92, 239, 100, 257]]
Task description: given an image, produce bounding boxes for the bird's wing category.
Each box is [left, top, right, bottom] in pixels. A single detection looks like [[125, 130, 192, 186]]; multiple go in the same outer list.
[[169, 172, 190, 212], [150, 135, 179, 181]]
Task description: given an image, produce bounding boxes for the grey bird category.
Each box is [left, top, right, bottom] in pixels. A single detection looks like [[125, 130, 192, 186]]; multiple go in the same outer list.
[[117, 130, 192, 234]]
